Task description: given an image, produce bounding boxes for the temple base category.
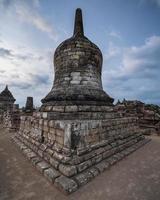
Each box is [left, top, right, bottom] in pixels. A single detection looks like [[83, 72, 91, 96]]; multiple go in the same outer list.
[[12, 109, 150, 194]]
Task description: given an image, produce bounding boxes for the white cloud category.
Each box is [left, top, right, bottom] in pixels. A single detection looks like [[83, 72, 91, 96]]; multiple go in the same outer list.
[[0, 0, 58, 41], [105, 41, 121, 61], [122, 35, 160, 74], [103, 35, 160, 104], [0, 39, 54, 106], [16, 7, 57, 41], [0, 0, 58, 107], [109, 31, 121, 39]]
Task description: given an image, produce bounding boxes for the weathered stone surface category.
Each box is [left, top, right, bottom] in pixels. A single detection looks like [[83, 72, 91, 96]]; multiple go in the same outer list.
[[74, 170, 93, 186], [31, 157, 42, 166], [24, 97, 34, 113], [59, 164, 77, 177], [89, 167, 99, 177], [41, 8, 113, 107], [95, 160, 110, 173], [54, 176, 78, 194], [26, 151, 37, 160], [36, 161, 50, 173], [44, 167, 60, 182], [50, 157, 59, 169], [77, 160, 92, 172]]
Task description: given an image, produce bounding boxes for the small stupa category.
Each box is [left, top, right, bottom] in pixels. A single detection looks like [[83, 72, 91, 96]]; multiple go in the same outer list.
[[0, 85, 15, 112]]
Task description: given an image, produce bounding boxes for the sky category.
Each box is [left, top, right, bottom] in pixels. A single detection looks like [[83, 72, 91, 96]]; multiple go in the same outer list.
[[0, 0, 160, 107]]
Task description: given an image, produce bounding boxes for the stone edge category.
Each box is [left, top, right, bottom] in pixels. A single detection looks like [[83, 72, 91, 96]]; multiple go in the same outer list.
[[11, 135, 151, 195]]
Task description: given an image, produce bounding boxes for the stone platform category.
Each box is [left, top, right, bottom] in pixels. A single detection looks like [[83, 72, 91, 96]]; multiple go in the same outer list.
[[12, 109, 150, 194], [12, 132, 150, 194]]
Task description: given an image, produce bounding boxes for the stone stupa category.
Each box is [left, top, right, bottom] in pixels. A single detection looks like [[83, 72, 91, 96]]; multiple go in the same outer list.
[[0, 85, 15, 112], [42, 8, 113, 107], [13, 8, 149, 194]]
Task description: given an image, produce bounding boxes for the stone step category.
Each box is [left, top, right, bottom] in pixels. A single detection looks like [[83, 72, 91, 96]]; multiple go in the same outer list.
[[12, 135, 150, 194]]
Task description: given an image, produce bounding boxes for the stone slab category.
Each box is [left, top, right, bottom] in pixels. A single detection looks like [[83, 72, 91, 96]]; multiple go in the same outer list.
[[44, 167, 60, 183], [36, 161, 50, 173], [54, 175, 78, 194]]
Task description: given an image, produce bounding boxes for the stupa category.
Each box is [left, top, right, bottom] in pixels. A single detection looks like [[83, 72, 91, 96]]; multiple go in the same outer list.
[[13, 9, 150, 194], [23, 96, 34, 113], [42, 8, 113, 107], [0, 85, 15, 113]]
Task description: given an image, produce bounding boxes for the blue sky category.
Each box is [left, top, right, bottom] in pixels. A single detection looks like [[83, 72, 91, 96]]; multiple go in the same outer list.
[[0, 0, 160, 107]]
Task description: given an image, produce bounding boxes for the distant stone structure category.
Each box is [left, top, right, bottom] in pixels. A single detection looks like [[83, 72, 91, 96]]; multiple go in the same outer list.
[[23, 96, 34, 113], [115, 100, 160, 135], [13, 9, 149, 194], [0, 85, 20, 131], [0, 85, 15, 114]]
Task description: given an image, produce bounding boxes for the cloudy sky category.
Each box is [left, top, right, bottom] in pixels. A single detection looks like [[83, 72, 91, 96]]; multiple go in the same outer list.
[[0, 0, 160, 107]]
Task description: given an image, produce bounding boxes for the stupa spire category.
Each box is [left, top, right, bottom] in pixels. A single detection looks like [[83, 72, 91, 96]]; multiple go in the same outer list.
[[73, 8, 84, 37], [5, 85, 8, 90]]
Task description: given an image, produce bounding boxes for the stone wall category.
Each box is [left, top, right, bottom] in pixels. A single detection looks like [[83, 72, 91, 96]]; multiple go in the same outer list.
[[13, 108, 149, 194], [2, 110, 20, 131], [115, 100, 160, 135]]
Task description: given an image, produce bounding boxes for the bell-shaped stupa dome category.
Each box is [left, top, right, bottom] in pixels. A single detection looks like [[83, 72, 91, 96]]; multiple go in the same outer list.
[[42, 8, 113, 106], [0, 85, 15, 103]]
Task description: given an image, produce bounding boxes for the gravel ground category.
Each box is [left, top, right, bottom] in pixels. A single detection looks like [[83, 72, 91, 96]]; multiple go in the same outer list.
[[0, 127, 160, 200]]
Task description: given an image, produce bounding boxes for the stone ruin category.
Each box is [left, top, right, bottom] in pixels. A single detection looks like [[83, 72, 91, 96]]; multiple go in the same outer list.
[[11, 8, 152, 194], [0, 86, 36, 131], [0, 85, 20, 131], [23, 96, 34, 114], [115, 99, 160, 135], [0, 85, 15, 114]]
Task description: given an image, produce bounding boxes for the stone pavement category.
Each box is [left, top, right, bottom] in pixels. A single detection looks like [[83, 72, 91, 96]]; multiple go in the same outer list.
[[0, 127, 160, 200]]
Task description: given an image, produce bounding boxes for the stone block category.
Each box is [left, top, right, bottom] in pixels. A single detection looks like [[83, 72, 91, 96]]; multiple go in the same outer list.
[[70, 80, 80, 84], [56, 129, 64, 137], [52, 106, 65, 112], [54, 175, 78, 194], [45, 106, 52, 111], [43, 125, 49, 132], [106, 157, 117, 166], [39, 144, 47, 151], [65, 106, 78, 112], [50, 157, 59, 169], [77, 160, 92, 172], [38, 149, 43, 157], [26, 151, 37, 160], [36, 161, 50, 173], [49, 127, 55, 134], [59, 164, 77, 177], [23, 148, 32, 155], [49, 120, 55, 127], [31, 157, 42, 166], [91, 154, 102, 164], [89, 167, 99, 177], [55, 135, 64, 146], [42, 112, 48, 119], [44, 167, 60, 183], [74, 170, 93, 186], [102, 149, 114, 159], [95, 160, 110, 173]]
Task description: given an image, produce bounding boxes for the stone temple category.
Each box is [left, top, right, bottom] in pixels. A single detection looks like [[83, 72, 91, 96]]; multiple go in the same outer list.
[[0, 85, 15, 114], [13, 8, 150, 194], [0, 85, 20, 131]]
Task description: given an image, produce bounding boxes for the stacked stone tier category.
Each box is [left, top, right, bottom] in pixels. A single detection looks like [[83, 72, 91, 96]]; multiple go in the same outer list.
[[14, 113, 146, 177], [13, 112, 150, 193]]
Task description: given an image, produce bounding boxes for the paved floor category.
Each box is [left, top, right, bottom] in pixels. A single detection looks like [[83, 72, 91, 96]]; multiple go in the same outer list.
[[0, 128, 160, 200]]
